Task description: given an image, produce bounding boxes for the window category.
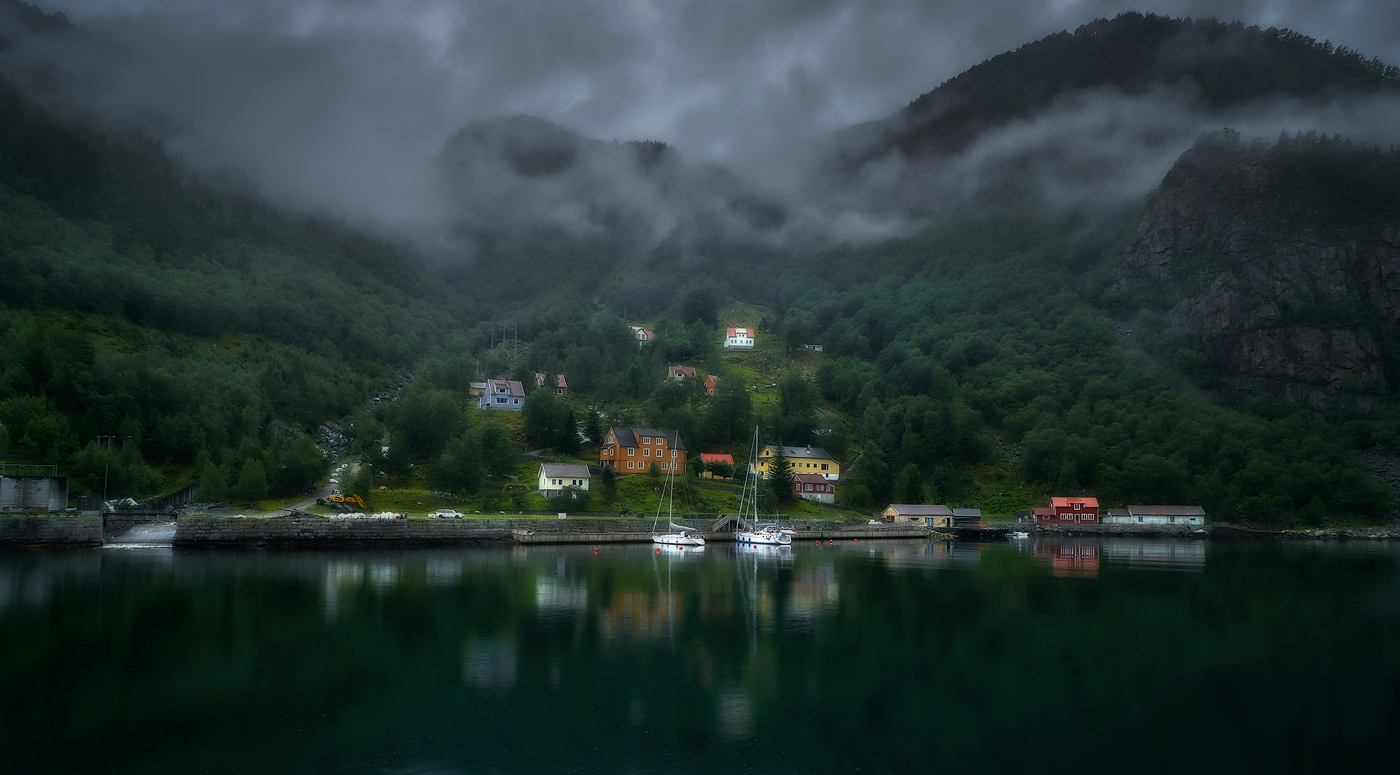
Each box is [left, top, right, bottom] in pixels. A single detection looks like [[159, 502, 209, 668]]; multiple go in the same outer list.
[[643, 448, 650, 457], [821, 464, 829, 471], [628, 448, 635, 456], [642, 437, 651, 444], [671, 449, 677, 458], [627, 461, 634, 469], [513, 399, 519, 405]]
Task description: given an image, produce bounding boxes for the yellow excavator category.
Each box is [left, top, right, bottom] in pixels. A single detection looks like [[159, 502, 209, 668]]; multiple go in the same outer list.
[[321, 493, 367, 512]]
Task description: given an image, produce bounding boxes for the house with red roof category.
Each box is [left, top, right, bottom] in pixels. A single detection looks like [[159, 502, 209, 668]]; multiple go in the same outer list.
[[1034, 496, 1100, 524], [700, 452, 734, 479], [476, 379, 525, 411], [668, 365, 696, 381], [724, 327, 755, 350], [535, 373, 567, 396], [629, 326, 655, 346], [704, 374, 720, 395], [793, 473, 835, 504]]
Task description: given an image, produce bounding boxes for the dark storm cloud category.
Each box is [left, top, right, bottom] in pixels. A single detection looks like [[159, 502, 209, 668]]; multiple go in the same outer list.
[[7, 0, 1400, 244]]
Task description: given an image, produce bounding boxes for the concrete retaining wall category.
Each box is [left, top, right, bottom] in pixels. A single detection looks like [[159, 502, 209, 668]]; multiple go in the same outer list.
[[175, 517, 513, 546], [0, 517, 104, 545]]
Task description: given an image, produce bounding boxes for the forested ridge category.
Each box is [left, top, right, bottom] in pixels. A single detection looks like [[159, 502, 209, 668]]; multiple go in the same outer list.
[[3, 9, 1400, 525]]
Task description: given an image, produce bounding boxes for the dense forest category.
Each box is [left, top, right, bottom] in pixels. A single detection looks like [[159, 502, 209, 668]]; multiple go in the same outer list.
[[2, 9, 1399, 525]]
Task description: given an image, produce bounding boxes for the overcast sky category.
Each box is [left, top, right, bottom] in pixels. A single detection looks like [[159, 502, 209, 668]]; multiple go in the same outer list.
[[16, 0, 1400, 232]]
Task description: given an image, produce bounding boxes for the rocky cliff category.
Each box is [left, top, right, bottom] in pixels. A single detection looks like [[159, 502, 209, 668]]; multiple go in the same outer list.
[[1112, 132, 1400, 411]]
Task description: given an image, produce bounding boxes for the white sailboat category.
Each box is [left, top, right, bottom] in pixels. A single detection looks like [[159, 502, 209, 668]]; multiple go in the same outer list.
[[733, 427, 793, 547], [651, 468, 705, 547]]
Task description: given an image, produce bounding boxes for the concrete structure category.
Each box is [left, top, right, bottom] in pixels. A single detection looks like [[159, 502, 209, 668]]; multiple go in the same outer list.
[[793, 473, 835, 504], [1105, 505, 1206, 526], [538, 463, 591, 497], [477, 379, 525, 410], [0, 517, 102, 545], [881, 504, 952, 526], [1035, 496, 1099, 524], [752, 445, 840, 481], [599, 427, 689, 475], [535, 373, 568, 396], [0, 469, 68, 513], [724, 327, 755, 349]]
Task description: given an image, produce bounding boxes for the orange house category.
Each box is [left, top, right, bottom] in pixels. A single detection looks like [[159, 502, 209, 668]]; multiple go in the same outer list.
[[599, 427, 689, 475]]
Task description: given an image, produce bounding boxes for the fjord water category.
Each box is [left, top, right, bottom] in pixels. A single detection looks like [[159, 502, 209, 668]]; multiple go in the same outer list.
[[3, 539, 1398, 774]]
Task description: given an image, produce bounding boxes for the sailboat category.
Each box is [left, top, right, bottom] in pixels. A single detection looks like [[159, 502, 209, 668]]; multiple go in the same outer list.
[[733, 427, 793, 547], [651, 468, 706, 547]]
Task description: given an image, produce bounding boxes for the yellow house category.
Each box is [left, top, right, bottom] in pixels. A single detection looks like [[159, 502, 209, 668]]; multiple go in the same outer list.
[[750, 445, 840, 481]]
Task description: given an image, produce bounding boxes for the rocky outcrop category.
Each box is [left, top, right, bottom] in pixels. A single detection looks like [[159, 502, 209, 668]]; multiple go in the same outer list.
[[1113, 137, 1400, 410]]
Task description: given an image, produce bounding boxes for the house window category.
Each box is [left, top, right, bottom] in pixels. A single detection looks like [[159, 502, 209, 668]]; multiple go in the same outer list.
[[496, 398, 506, 404], [671, 449, 677, 458], [821, 464, 829, 471], [513, 399, 519, 405], [642, 437, 651, 444], [643, 448, 650, 457], [628, 448, 635, 456], [627, 461, 634, 469]]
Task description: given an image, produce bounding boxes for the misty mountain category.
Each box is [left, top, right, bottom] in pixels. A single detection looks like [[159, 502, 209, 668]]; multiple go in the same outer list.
[[816, 13, 1400, 215], [433, 115, 800, 300], [1108, 128, 1400, 413]]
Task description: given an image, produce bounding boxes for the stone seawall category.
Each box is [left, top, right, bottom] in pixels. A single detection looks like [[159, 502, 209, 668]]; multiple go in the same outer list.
[[175, 517, 513, 546], [1029, 523, 1200, 537], [174, 516, 872, 547], [0, 517, 104, 545]]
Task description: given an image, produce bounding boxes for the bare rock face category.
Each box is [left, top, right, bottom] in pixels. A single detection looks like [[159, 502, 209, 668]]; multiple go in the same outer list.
[[1113, 137, 1400, 410]]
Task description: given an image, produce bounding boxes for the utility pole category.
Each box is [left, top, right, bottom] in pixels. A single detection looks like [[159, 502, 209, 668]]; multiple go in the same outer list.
[[97, 436, 115, 504]]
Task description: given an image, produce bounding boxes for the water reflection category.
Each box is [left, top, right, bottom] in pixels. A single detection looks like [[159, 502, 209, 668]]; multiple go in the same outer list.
[[2, 540, 1399, 775]]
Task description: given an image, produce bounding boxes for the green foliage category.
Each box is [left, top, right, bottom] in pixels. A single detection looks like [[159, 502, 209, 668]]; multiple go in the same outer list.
[[522, 390, 580, 453], [384, 386, 465, 459], [599, 464, 617, 504], [234, 458, 269, 502], [547, 486, 593, 513], [894, 463, 925, 504], [429, 433, 484, 497], [766, 445, 795, 503], [195, 460, 226, 503], [475, 419, 516, 480]]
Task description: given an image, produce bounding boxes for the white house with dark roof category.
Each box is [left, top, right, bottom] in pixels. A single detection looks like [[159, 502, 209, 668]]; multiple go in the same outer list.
[[538, 463, 591, 497], [477, 379, 525, 411], [724, 327, 755, 349], [1104, 505, 1206, 526]]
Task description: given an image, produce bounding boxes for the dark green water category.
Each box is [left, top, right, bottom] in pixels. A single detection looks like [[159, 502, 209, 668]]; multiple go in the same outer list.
[[2, 537, 1398, 773]]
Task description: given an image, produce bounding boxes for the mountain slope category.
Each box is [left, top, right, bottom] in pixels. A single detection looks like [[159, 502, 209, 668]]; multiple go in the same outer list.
[[1108, 129, 1400, 411]]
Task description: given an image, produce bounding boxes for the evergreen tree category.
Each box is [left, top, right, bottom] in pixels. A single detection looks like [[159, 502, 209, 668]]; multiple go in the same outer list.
[[894, 463, 925, 504], [195, 460, 226, 503], [235, 458, 269, 502], [599, 464, 617, 505], [383, 443, 412, 485], [429, 432, 484, 496], [767, 445, 795, 503], [477, 419, 517, 480], [584, 408, 604, 444]]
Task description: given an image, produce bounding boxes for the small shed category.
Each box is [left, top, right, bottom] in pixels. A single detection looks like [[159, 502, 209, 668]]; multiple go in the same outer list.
[[793, 473, 835, 504], [951, 508, 982, 527]]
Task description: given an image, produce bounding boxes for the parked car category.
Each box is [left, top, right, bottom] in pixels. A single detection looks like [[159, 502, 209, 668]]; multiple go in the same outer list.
[[434, 509, 465, 519]]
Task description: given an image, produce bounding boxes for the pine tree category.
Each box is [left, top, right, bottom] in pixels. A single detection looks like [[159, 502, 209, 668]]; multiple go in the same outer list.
[[584, 409, 604, 444], [235, 458, 268, 503], [195, 460, 226, 503], [767, 445, 796, 502], [600, 464, 617, 505]]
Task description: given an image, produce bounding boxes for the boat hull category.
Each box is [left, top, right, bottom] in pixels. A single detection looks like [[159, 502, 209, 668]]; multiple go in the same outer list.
[[652, 533, 706, 547], [736, 531, 792, 546]]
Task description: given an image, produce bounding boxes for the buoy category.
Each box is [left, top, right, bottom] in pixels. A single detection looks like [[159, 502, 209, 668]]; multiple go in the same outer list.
[[853, 539, 858, 543], [656, 547, 660, 553], [594, 547, 599, 553], [828, 540, 833, 544], [679, 547, 684, 551], [814, 541, 819, 545]]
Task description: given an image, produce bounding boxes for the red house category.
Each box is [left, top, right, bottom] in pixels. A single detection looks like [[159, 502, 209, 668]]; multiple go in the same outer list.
[[1035, 496, 1099, 523], [792, 473, 835, 504]]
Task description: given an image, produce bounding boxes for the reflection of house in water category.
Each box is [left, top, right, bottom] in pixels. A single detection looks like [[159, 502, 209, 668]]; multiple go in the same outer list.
[[1100, 539, 1206, 571], [786, 566, 839, 623], [462, 636, 517, 690], [1033, 540, 1100, 577], [599, 591, 684, 640], [426, 559, 463, 586], [877, 540, 983, 570], [535, 576, 589, 613]]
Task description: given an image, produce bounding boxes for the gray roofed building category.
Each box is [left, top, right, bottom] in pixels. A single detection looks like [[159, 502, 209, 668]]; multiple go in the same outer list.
[[882, 504, 953, 525], [599, 426, 691, 475], [538, 463, 591, 497]]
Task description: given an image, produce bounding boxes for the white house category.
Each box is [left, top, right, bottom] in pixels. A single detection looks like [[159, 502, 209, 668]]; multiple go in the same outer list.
[[630, 326, 655, 346], [538, 463, 591, 497], [477, 379, 525, 411], [1103, 505, 1206, 526], [724, 327, 755, 349]]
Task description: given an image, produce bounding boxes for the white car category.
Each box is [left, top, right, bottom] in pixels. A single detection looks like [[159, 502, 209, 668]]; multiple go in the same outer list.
[[434, 509, 465, 519]]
